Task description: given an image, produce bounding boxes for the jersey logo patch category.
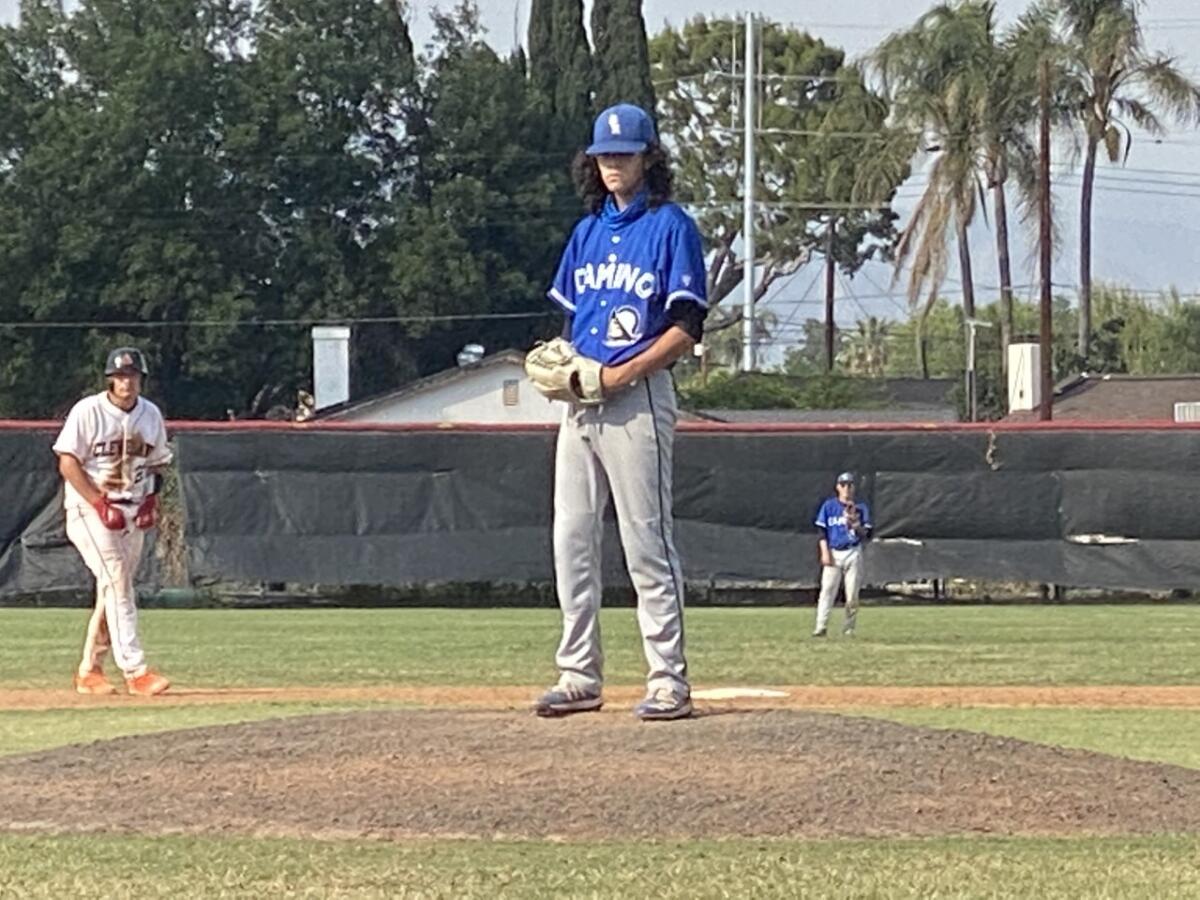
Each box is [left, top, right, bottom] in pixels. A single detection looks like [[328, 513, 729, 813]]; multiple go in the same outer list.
[[606, 306, 643, 347]]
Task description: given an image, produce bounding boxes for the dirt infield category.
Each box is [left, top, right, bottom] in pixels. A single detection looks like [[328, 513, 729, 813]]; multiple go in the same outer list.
[[1, 708, 1199, 841], [3, 683, 1200, 711]]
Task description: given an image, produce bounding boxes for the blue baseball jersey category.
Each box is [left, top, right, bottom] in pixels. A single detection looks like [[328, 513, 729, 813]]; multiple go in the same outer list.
[[815, 497, 872, 550], [548, 191, 707, 366]]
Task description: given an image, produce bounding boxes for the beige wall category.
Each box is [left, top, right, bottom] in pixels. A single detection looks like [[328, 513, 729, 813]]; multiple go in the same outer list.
[[331, 363, 562, 424]]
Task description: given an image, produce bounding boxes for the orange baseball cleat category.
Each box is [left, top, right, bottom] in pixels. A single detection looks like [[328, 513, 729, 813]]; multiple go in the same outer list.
[[73, 668, 117, 695], [125, 669, 171, 697]]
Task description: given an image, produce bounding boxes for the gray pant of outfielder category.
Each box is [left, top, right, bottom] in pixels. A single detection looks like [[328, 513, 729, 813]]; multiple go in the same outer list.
[[552, 369, 688, 698], [815, 546, 864, 635]]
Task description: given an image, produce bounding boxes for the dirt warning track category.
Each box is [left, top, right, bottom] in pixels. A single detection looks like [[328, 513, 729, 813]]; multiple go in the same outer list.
[[2, 683, 1200, 711]]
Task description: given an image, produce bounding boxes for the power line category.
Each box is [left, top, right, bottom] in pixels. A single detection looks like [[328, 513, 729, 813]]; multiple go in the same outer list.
[[838, 272, 875, 323], [1054, 163, 1200, 184], [771, 269, 824, 338], [858, 267, 914, 317], [0, 311, 555, 330]]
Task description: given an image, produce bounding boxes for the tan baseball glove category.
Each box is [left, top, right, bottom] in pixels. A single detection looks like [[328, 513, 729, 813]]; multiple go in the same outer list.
[[524, 338, 604, 405]]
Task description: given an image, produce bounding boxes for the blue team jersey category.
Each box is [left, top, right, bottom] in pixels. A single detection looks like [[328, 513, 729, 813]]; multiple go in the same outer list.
[[547, 190, 707, 366], [815, 497, 872, 550]]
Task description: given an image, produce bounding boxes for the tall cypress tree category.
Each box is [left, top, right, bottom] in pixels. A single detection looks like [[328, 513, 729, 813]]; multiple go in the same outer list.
[[551, 0, 592, 139], [527, 0, 592, 146], [527, 0, 555, 110], [591, 0, 656, 114]]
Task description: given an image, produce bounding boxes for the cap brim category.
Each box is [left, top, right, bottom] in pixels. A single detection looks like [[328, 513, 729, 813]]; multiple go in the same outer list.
[[586, 139, 649, 156]]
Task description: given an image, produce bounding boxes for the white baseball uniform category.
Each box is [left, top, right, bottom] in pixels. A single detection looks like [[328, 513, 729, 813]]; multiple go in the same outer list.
[[52, 392, 171, 679]]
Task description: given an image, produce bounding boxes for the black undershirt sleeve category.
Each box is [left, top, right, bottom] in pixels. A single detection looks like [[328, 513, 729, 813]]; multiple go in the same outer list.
[[667, 300, 705, 342]]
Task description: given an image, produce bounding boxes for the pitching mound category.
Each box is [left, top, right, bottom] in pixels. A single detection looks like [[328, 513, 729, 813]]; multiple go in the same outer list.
[[2, 709, 1199, 841]]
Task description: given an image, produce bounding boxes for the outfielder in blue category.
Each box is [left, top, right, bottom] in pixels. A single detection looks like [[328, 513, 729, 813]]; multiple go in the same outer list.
[[534, 104, 706, 721], [813, 471, 873, 637]]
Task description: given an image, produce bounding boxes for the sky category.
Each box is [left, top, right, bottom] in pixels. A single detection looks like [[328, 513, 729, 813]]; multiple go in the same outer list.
[[4, 0, 1199, 358]]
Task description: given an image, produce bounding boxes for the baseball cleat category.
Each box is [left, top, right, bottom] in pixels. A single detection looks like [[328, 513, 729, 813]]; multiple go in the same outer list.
[[73, 668, 117, 695], [634, 688, 693, 721], [125, 669, 171, 697], [533, 683, 603, 717], [812, 628, 828, 638]]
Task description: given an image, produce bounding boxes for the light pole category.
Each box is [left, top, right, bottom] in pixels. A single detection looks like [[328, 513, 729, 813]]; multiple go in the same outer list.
[[965, 318, 994, 422], [741, 10, 756, 372]]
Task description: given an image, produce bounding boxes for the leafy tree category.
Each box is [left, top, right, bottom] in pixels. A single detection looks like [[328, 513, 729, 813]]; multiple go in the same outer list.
[[0, 0, 265, 416], [695, 310, 776, 372], [881, 294, 1083, 418], [366, 3, 575, 393], [883, 300, 969, 380], [591, 0, 656, 114], [677, 370, 866, 411], [782, 319, 846, 375], [649, 16, 906, 339], [210, 0, 418, 415], [0, 0, 423, 418], [1086, 285, 1200, 374]]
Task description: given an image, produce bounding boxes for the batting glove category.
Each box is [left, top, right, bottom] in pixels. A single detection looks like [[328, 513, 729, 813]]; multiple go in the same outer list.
[[92, 496, 127, 531]]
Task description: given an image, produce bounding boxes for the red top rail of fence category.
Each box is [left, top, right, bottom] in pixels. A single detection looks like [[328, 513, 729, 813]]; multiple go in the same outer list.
[[4, 418, 1200, 434]]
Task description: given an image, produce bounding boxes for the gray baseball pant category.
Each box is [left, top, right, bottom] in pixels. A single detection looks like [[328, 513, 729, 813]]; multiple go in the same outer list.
[[552, 369, 688, 697], [815, 546, 864, 634]]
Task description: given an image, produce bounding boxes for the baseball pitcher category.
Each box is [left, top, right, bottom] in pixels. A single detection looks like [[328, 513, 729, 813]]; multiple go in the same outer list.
[[526, 103, 706, 721], [53, 347, 173, 696], [813, 471, 873, 637]]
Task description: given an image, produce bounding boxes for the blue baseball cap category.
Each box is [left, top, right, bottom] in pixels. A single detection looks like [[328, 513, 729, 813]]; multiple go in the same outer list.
[[586, 103, 656, 156], [836, 471, 856, 485]]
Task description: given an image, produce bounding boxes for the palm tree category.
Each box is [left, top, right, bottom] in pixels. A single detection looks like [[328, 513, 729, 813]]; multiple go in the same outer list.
[[873, 2, 995, 375], [985, 13, 1055, 379], [837, 317, 890, 377], [1054, 0, 1200, 361]]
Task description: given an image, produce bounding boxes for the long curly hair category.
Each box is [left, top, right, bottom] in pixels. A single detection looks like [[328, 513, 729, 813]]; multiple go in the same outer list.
[[571, 144, 675, 215]]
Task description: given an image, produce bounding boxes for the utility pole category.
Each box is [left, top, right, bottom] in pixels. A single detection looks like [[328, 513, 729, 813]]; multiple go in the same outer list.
[[824, 220, 836, 371], [1038, 58, 1053, 421], [741, 10, 756, 373]]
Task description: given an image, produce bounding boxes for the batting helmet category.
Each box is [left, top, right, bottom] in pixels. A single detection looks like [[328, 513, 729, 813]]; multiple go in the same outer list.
[[105, 347, 149, 377]]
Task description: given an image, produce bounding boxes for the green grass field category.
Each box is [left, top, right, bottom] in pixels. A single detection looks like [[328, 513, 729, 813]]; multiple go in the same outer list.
[[1, 604, 1198, 898], [2, 834, 1199, 899], [2, 604, 1198, 689]]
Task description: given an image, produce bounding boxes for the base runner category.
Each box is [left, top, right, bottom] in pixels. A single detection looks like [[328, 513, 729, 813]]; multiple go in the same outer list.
[[53, 347, 173, 696]]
